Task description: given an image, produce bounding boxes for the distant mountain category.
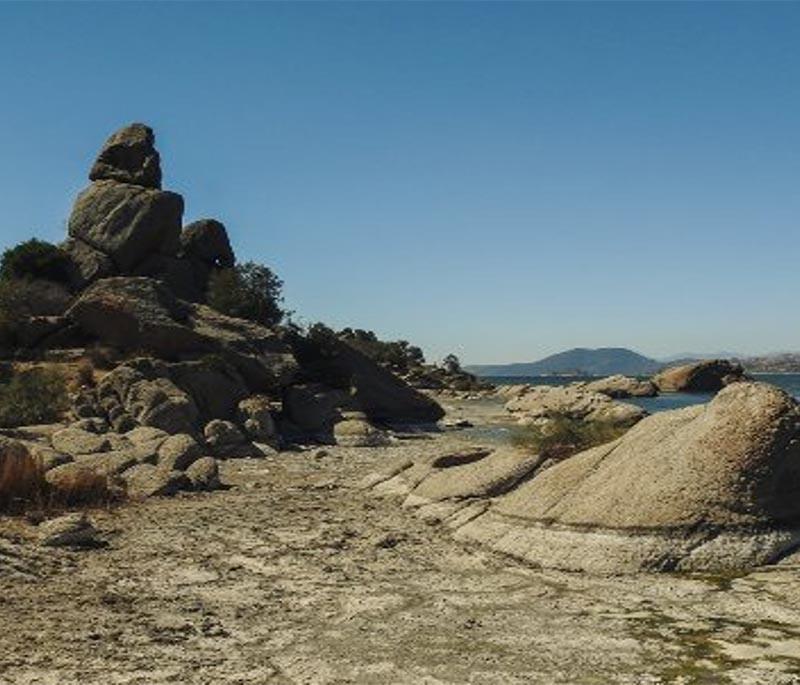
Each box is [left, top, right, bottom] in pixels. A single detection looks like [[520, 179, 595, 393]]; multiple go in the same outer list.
[[466, 347, 663, 378], [659, 351, 744, 363], [741, 353, 800, 373]]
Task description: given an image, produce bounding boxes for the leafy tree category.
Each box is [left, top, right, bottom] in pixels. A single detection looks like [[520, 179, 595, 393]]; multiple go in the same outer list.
[[207, 261, 286, 327], [0, 239, 72, 285]]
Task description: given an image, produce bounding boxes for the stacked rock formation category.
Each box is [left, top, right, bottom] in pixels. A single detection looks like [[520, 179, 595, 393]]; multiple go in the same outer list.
[[62, 123, 231, 302], [1, 123, 444, 499]]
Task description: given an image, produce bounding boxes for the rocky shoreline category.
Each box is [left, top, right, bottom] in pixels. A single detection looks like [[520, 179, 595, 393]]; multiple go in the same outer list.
[[2, 124, 800, 683]]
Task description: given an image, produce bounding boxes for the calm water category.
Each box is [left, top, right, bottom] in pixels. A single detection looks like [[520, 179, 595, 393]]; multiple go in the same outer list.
[[487, 373, 800, 414]]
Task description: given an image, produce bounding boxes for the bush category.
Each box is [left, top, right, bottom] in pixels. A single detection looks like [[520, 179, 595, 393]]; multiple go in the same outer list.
[[207, 261, 286, 326], [0, 239, 72, 285], [0, 367, 69, 428], [510, 414, 628, 462]]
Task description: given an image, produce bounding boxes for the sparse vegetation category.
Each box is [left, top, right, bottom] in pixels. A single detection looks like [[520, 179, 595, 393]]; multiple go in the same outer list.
[[0, 448, 116, 515], [0, 367, 69, 428], [510, 414, 628, 461], [0, 276, 72, 349], [207, 261, 286, 327]]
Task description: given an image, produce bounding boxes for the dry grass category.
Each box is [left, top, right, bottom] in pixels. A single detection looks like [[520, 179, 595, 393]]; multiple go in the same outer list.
[[0, 446, 120, 516]]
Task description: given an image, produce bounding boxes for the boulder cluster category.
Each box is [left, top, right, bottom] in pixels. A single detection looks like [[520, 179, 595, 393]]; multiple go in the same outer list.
[[1, 124, 444, 498]]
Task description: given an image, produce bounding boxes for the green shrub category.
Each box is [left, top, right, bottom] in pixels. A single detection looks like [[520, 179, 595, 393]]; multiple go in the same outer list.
[[0, 239, 72, 285], [207, 261, 286, 326], [510, 414, 628, 462], [0, 367, 69, 428]]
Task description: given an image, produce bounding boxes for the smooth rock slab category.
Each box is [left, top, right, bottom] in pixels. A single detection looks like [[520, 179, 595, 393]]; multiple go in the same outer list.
[[458, 382, 800, 573]]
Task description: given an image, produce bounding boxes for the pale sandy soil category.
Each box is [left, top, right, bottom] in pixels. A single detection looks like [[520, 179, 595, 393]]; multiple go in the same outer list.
[[2, 397, 800, 684]]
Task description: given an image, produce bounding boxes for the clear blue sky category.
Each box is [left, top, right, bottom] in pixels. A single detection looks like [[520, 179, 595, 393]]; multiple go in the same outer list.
[[1, 2, 798, 364]]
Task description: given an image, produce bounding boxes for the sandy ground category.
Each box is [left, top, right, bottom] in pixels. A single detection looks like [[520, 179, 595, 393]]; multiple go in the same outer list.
[[2, 397, 800, 684]]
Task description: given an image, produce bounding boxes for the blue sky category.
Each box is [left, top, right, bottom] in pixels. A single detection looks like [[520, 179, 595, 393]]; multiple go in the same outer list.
[[1, 2, 798, 364]]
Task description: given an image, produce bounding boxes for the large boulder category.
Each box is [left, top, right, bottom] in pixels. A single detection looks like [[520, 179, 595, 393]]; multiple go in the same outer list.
[[68, 181, 183, 273], [505, 384, 646, 428], [653, 359, 747, 393], [454, 382, 800, 573], [291, 335, 444, 425], [89, 123, 162, 189], [66, 277, 297, 392], [179, 219, 235, 268]]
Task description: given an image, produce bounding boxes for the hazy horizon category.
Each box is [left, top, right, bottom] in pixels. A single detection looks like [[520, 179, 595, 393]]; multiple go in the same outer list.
[[1, 3, 798, 365]]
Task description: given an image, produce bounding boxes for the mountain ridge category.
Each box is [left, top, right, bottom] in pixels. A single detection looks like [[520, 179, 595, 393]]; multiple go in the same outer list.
[[466, 347, 662, 377]]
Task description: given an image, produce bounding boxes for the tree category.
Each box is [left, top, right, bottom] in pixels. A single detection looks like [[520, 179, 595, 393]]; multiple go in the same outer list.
[[0, 239, 72, 285], [207, 261, 286, 326], [442, 353, 462, 374]]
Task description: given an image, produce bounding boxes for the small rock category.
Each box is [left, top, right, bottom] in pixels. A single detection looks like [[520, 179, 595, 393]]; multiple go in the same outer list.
[[185, 457, 221, 491], [39, 513, 101, 548], [334, 417, 390, 448]]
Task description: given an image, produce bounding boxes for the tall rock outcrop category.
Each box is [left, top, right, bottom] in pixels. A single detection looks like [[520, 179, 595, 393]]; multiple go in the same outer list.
[[62, 123, 231, 302]]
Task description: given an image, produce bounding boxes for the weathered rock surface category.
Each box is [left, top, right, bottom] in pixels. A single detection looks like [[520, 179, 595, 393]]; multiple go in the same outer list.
[[121, 464, 190, 499], [454, 382, 800, 573], [576, 375, 657, 398], [89, 123, 162, 189], [505, 384, 646, 427], [62, 237, 117, 288], [283, 383, 352, 437], [653, 359, 747, 393], [204, 420, 261, 458], [67, 277, 297, 392], [68, 181, 183, 272], [156, 434, 203, 471]]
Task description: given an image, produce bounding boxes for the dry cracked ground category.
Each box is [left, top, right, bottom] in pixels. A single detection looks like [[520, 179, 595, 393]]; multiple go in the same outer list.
[[2, 398, 800, 684]]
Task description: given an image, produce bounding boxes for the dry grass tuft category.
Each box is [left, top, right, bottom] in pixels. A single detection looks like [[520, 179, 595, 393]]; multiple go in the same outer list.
[[0, 443, 121, 515]]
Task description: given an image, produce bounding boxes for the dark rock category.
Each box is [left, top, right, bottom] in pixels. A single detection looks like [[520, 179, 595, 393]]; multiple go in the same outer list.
[[68, 181, 183, 272], [157, 434, 203, 471], [283, 383, 352, 438], [14, 316, 70, 348], [180, 219, 235, 268], [204, 419, 262, 458], [653, 359, 748, 393], [62, 237, 116, 289], [89, 123, 162, 189], [133, 254, 209, 303], [291, 336, 444, 425]]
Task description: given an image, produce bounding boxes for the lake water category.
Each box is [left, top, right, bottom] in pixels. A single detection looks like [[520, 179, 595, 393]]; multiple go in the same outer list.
[[487, 373, 800, 414]]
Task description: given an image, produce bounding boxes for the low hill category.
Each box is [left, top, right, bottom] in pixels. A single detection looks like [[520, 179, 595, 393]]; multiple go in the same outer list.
[[466, 347, 662, 378]]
